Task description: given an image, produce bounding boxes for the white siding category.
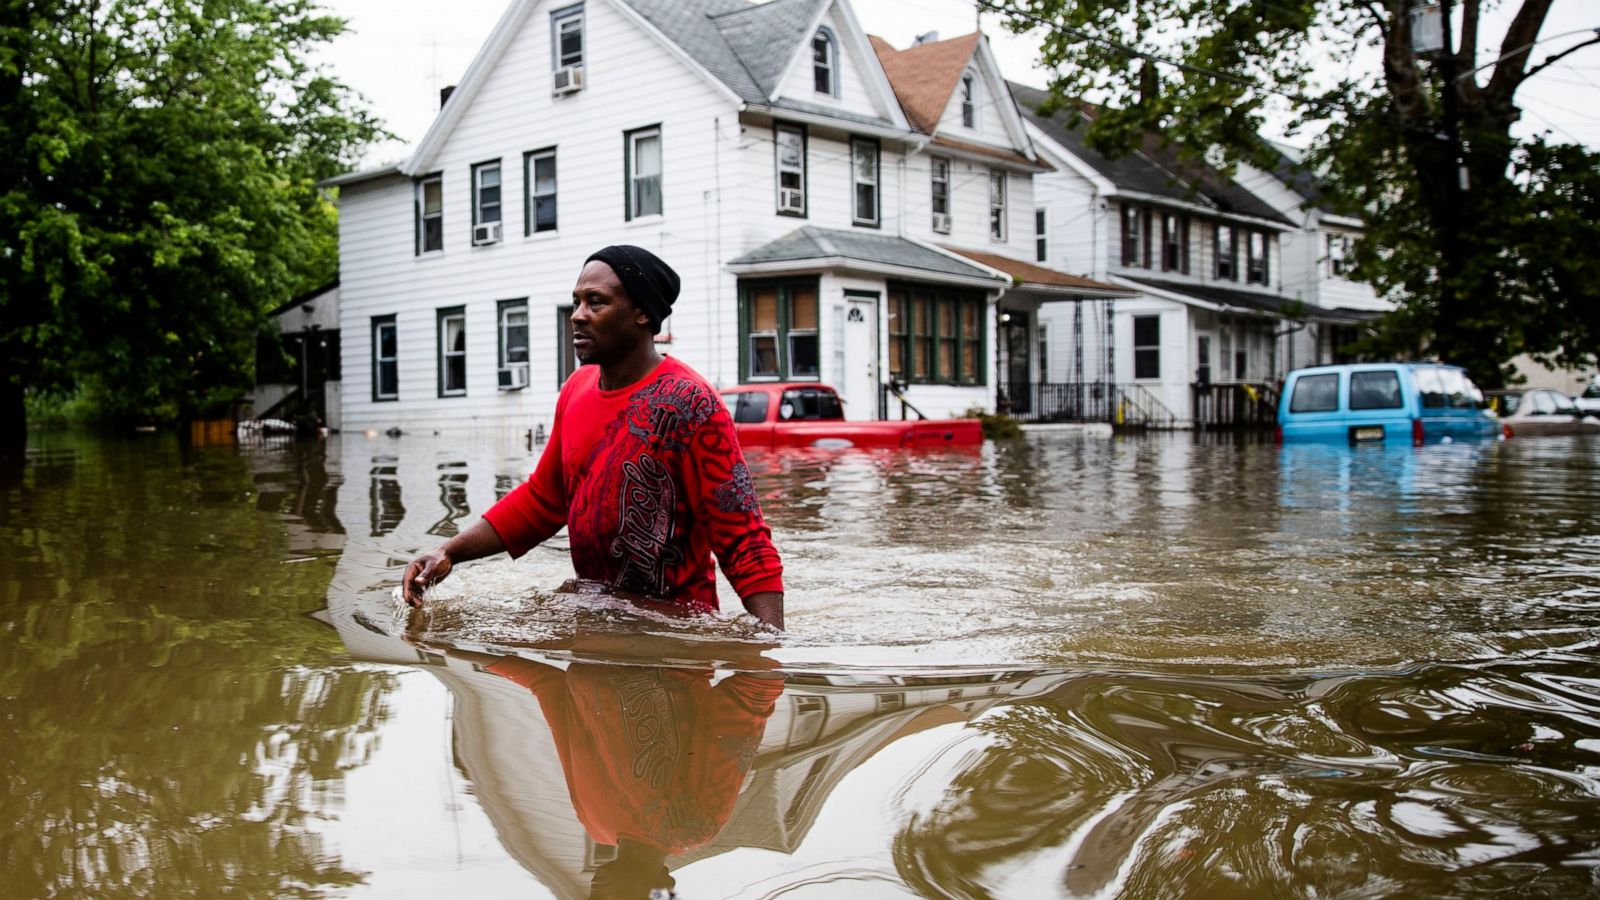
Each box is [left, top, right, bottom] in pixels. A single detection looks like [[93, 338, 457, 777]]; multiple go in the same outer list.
[[338, 0, 742, 432], [935, 64, 1015, 151], [774, 10, 888, 122]]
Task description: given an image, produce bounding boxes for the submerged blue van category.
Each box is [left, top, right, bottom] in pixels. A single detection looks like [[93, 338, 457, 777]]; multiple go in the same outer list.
[[1277, 363, 1501, 445]]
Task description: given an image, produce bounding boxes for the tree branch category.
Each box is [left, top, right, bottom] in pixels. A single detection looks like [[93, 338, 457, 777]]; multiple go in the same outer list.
[[1485, 0, 1553, 105], [1522, 35, 1600, 82], [1360, 2, 1390, 42]]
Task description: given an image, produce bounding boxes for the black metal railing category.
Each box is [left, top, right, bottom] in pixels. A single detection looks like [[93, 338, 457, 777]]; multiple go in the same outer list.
[[1190, 382, 1278, 429], [1001, 382, 1179, 430]]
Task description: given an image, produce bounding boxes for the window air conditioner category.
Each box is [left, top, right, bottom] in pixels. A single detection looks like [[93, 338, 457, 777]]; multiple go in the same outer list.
[[553, 66, 585, 95], [931, 212, 952, 233], [497, 363, 530, 391], [472, 222, 502, 245], [779, 188, 803, 212]]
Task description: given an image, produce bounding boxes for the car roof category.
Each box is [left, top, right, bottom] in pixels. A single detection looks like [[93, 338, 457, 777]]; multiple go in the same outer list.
[[719, 382, 832, 393], [1287, 362, 1465, 377]]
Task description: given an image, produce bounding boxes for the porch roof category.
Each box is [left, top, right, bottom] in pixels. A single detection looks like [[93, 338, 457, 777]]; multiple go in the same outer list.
[[728, 226, 1010, 290], [1122, 276, 1381, 325], [943, 248, 1134, 298]]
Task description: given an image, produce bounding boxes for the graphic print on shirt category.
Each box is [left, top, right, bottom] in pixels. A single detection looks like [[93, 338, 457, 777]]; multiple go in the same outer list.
[[610, 453, 683, 596], [570, 372, 721, 599], [714, 461, 759, 513]]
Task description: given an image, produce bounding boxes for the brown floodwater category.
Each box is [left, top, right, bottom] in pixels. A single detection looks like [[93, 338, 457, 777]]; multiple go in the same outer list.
[[3, 429, 1600, 898]]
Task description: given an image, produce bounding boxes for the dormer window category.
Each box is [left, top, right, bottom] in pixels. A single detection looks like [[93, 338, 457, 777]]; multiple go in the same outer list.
[[813, 28, 838, 96], [961, 73, 975, 128]]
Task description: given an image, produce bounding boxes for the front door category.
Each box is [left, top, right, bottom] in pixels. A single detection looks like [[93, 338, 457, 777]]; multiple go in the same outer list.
[[1003, 310, 1031, 414], [842, 293, 879, 420]]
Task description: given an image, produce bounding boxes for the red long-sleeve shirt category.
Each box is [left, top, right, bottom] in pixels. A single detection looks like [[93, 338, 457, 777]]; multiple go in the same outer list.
[[482, 356, 783, 611]]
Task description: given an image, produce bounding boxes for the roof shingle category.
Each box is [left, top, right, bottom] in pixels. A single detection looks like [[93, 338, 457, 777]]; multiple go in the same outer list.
[[729, 226, 1005, 283], [1010, 82, 1292, 226], [870, 32, 980, 134]]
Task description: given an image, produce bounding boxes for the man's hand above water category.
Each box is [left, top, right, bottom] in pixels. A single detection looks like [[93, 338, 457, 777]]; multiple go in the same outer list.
[[401, 519, 508, 607]]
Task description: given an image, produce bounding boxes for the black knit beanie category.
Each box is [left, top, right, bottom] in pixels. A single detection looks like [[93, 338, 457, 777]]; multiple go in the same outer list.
[[585, 245, 680, 334]]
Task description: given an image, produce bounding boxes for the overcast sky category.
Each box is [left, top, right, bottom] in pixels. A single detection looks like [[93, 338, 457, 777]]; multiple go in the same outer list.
[[317, 0, 1600, 167]]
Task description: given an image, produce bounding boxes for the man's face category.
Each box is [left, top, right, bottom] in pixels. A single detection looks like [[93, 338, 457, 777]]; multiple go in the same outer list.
[[571, 260, 651, 366]]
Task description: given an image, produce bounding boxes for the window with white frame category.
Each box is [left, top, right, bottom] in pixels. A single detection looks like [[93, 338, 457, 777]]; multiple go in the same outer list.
[[551, 4, 583, 69], [625, 126, 662, 220], [775, 123, 806, 215], [415, 174, 442, 254], [812, 28, 837, 96], [1133, 315, 1160, 379], [1214, 223, 1237, 280], [437, 307, 466, 397], [1034, 208, 1047, 262], [525, 148, 557, 234], [372, 315, 398, 401], [498, 300, 528, 369], [1122, 204, 1150, 267], [851, 138, 879, 227], [961, 73, 975, 128], [472, 160, 501, 227], [1246, 231, 1269, 284], [988, 170, 1006, 241], [556, 305, 577, 385], [930, 156, 951, 232], [1327, 233, 1351, 277], [1161, 212, 1189, 273]]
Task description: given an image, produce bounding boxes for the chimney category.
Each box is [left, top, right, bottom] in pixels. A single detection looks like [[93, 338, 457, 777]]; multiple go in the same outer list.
[[440, 84, 457, 109], [913, 31, 939, 46]]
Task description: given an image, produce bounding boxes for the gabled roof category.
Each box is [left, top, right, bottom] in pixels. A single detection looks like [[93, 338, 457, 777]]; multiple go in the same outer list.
[[712, 0, 828, 99], [869, 32, 980, 134], [391, 0, 909, 177], [728, 226, 1008, 288], [1010, 82, 1292, 227]]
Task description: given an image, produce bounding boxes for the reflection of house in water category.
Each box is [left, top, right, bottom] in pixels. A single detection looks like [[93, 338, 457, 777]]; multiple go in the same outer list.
[[316, 599, 1071, 898]]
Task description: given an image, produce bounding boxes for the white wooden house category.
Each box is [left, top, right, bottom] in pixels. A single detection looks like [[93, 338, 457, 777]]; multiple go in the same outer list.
[[323, 0, 1127, 434], [1233, 147, 1390, 371], [1014, 82, 1358, 427]]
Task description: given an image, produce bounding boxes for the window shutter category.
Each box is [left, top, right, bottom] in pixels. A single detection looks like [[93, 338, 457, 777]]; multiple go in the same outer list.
[[1181, 216, 1191, 274], [1142, 210, 1153, 268], [414, 193, 421, 256], [1121, 205, 1133, 265]]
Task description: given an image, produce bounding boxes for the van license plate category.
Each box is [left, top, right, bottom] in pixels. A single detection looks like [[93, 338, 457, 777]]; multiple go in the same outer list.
[[1352, 426, 1385, 443]]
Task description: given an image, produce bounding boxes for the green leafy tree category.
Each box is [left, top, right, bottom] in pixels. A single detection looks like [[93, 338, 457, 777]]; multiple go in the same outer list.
[[981, 0, 1600, 387], [0, 0, 384, 453]]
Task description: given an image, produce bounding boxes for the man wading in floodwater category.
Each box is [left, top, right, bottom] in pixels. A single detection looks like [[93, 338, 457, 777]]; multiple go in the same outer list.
[[402, 245, 785, 629]]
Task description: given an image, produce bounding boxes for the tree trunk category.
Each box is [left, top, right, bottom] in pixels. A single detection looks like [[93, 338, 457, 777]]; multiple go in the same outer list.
[[0, 365, 25, 461]]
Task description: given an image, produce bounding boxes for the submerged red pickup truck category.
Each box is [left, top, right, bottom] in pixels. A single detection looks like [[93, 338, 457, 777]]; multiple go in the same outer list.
[[718, 383, 984, 449]]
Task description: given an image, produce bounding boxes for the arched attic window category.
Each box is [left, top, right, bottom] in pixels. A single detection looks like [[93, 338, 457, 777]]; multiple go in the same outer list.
[[813, 27, 839, 96]]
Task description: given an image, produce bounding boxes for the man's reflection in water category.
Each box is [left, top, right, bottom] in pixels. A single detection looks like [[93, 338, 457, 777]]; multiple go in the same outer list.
[[434, 646, 783, 899]]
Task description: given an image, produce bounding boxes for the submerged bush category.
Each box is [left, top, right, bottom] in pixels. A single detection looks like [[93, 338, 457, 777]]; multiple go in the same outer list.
[[963, 406, 1023, 440]]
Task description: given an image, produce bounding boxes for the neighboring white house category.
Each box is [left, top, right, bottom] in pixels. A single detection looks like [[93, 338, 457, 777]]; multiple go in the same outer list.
[[1013, 82, 1369, 427], [249, 280, 343, 431], [323, 0, 1130, 435], [1233, 145, 1389, 372], [867, 33, 1134, 420]]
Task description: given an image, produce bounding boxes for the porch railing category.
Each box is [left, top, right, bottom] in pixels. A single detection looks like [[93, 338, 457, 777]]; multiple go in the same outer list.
[[1190, 382, 1279, 429], [1001, 381, 1179, 430]]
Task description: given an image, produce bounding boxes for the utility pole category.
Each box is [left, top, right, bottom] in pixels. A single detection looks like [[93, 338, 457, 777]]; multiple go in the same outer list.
[[1434, 0, 1467, 360]]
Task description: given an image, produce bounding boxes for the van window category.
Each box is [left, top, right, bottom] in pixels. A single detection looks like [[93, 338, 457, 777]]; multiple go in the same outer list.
[[1349, 370, 1402, 410], [1414, 367, 1447, 408], [1289, 373, 1340, 412], [1439, 369, 1473, 408]]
